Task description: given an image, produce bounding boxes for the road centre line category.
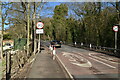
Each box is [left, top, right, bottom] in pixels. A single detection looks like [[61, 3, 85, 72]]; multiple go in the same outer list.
[[89, 57, 116, 69]]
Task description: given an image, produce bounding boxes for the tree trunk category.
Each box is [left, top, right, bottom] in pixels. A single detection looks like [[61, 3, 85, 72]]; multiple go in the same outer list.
[[33, 2, 37, 54], [0, 4, 3, 59], [27, 2, 30, 59]]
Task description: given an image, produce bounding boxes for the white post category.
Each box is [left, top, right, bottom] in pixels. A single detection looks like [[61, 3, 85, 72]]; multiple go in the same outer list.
[[90, 44, 92, 49], [81, 43, 83, 46], [75, 42, 76, 46]]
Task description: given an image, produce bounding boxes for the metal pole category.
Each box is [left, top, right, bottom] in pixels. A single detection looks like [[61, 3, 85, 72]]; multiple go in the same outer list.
[[38, 34, 41, 52], [114, 32, 117, 53]]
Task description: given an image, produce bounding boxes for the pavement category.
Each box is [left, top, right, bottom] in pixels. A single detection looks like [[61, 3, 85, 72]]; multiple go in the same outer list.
[[26, 48, 67, 79]]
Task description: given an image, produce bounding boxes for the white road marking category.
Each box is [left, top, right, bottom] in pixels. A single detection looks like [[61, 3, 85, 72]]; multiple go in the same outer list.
[[89, 53, 118, 64], [71, 60, 92, 68], [71, 52, 117, 68], [89, 57, 116, 69], [62, 52, 92, 67]]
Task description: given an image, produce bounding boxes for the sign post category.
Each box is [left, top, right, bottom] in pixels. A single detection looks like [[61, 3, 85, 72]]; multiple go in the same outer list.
[[113, 26, 118, 53], [36, 21, 44, 52]]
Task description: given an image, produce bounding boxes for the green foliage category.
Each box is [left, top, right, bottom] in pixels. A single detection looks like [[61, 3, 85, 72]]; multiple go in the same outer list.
[[14, 38, 27, 50], [53, 4, 68, 19], [69, 2, 119, 48], [43, 2, 119, 49], [3, 34, 12, 40], [52, 3, 68, 41], [5, 2, 119, 49]]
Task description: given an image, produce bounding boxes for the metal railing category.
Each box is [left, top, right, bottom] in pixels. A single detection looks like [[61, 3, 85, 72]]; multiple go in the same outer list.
[[65, 42, 120, 57]]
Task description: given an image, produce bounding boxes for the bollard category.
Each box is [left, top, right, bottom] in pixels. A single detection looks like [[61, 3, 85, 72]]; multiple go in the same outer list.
[[50, 45, 53, 55], [81, 43, 83, 46], [74, 42, 77, 46], [90, 44, 92, 49], [53, 47, 56, 60]]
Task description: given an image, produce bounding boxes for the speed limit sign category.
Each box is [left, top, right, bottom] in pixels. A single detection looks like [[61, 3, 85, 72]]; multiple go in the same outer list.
[[113, 26, 118, 32], [36, 22, 44, 29]]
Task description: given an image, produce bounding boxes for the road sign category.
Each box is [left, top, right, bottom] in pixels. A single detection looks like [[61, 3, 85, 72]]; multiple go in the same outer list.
[[36, 22, 44, 29], [113, 26, 118, 32], [36, 29, 44, 34]]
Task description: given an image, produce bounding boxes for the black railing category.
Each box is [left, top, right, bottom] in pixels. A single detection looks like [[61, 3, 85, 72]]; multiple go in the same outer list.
[[65, 42, 120, 57]]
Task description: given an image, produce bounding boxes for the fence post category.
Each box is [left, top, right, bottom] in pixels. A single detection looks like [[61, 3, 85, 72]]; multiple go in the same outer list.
[[6, 51, 11, 80]]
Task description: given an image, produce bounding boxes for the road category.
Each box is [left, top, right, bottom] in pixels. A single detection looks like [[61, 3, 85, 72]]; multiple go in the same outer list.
[[55, 45, 120, 79]]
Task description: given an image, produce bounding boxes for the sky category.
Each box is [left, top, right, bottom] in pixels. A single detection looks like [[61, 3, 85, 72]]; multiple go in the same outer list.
[[1, 2, 72, 30], [0, 0, 119, 2], [40, 2, 62, 18], [0, 2, 118, 30], [0, 2, 62, 30], [40, 2, 76, 19]]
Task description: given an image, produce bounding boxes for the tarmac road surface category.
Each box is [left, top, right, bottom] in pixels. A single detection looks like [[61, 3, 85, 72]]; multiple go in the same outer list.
[[56, 45, 120, 79]]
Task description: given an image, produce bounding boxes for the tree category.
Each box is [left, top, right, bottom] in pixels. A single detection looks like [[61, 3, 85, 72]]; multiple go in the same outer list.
[[67, 2, 119, 48], [42, 18, 53, 40], [0, 2, 11, 59], [4, 2, 46, 54], [52, 4, 68, 41]]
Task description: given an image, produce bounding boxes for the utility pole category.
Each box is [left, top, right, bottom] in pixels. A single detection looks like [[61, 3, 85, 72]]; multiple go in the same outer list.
[[27, 2, 30, 58]]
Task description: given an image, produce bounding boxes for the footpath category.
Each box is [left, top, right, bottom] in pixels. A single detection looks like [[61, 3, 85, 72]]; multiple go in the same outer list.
[[26, 48, 67, 79]]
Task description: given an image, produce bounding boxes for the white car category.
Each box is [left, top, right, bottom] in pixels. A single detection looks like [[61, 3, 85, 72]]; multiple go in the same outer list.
[[3, 43, 13, 51], [3, 45, 12, 51]]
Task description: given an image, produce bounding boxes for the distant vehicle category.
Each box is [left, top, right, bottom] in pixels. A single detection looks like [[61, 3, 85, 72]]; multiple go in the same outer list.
[[3, 43, 13, 51], [50, 40, 61, 48]]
